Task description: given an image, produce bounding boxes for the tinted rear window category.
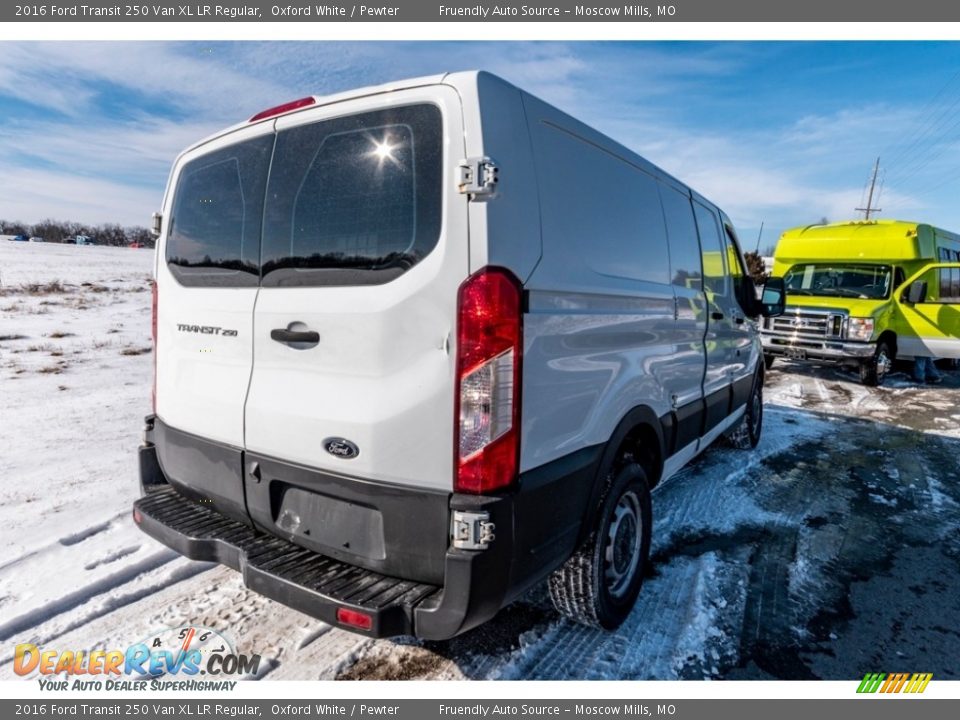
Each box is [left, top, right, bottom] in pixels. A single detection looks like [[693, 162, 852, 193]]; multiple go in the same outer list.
[[164, 103, 443, 288], [261, 104, 443, 287], [166, 135, 273, 287]]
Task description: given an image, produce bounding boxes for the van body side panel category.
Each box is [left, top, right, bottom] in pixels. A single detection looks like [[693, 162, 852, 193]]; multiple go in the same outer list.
[[242, 87, 468, 494], [464, 72, 542, 280], [519, 94, 680, 474]]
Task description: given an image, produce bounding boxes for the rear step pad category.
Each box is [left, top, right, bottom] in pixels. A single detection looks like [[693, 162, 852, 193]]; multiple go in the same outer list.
[[134, 487, 440, 636]]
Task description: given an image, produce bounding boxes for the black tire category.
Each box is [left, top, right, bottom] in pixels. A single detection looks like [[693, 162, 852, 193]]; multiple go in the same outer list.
[[548, 463, 652, 629], [726, 371, 764, 449], [763, 354, 776, 371], [859, 340, 893, 387]]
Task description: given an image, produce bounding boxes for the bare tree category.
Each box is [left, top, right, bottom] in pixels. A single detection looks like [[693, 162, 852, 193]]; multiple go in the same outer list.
[[743, 250, 769, 284], [1, 218, 154, 246]]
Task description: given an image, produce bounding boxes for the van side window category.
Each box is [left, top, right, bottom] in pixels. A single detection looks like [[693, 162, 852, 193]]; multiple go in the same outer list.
[[261, 104, 443, 287], [693, 202, 728, 298], [166, 135, 273, 287], [659, 185, 702, 290]]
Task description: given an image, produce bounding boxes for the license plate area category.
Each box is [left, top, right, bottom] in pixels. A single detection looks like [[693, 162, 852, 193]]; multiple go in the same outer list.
[[275, 486, 387, 561], [785, 347, 807, 360]]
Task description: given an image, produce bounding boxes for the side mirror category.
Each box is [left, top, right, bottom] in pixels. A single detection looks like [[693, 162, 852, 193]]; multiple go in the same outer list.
[[151, 212, 163, 237], [904, 280, 927, 305], [759, 277, 786, 317]]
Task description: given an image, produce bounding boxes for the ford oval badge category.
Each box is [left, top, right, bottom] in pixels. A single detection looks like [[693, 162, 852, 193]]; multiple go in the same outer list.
[[323, 437, 359, 460]]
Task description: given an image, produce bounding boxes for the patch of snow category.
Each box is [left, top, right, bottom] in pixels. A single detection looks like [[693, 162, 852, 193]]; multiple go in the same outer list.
[[925, 475, 958, 511], [868, 493, 898, 507]]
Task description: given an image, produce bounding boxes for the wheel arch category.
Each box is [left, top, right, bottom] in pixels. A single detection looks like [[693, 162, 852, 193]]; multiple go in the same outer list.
[[577, 405, 664, 548], [877, 329, 898, 358]]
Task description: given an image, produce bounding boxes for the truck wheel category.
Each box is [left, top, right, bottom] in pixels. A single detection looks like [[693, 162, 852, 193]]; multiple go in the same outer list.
[[859, 341, 892, 387], [548, 463, 651, 629], [764, 354, 776, 371], [725, 372, 764, 449]]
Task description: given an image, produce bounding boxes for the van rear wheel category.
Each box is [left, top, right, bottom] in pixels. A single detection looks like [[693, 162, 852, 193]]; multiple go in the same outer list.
[[548, 463, 651, 629]]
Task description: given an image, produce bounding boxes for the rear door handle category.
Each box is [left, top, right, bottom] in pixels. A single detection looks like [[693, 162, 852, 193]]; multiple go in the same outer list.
[[734, 314, 745, 325], [270, 328, 319, 344]]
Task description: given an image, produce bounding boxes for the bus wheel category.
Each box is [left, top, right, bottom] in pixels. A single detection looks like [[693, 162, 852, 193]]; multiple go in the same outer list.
[[860, 341, 892, 387]]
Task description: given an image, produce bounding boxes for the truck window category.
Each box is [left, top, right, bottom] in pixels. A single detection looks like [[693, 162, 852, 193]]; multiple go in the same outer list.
[[166, 135, 273, 287], [659, 184, 702, 291], [938, 267, 960, 302], [260, 104, 443, 287], [894, 266, 906, 290], [693, 202, 728, 298]]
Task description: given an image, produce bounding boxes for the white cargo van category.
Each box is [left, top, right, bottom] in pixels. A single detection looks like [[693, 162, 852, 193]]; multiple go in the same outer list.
[[135, 71, 786, 638]]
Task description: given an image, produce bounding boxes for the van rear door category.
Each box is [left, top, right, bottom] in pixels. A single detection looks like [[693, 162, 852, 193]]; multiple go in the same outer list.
[[242, 89, 468, 531], [155, 123, 274, 523]]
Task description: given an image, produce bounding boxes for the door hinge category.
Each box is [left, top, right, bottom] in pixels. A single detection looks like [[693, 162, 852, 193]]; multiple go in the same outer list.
[[457, 157, 499, 200], [451, 510, 496, 550]]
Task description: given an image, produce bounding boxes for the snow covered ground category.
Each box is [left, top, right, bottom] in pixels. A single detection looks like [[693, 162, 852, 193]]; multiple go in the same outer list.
[[1, 240, 958, 682]]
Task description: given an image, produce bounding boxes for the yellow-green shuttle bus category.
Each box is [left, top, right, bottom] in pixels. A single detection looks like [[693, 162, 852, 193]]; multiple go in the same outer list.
[[760, 219, 960, 385]]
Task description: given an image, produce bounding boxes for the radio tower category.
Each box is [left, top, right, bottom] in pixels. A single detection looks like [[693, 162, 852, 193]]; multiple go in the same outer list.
[[856, 157, 883, 220]]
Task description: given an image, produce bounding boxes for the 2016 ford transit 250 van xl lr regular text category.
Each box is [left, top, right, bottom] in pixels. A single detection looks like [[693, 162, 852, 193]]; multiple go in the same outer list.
[[133, 71, 786, 639]]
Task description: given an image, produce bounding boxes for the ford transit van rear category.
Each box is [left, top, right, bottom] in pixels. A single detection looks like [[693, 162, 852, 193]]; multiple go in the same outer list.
[[135, 71, 784, 639]]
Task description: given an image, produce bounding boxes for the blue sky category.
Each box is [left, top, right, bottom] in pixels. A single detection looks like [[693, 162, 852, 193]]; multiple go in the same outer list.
[[2, 41, 960, 251]]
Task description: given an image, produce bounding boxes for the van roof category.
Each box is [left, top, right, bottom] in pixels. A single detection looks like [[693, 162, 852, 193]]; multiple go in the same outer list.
[[173, 70, 725, 223], [179, 71, 464, 158], [776, 219, 960, 263]]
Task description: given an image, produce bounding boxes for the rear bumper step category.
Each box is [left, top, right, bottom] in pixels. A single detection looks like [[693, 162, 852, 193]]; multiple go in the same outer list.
[[134, 487, 440, 637]]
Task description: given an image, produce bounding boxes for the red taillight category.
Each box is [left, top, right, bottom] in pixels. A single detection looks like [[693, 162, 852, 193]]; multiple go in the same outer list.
[[133, 507, 142, 524], [151, 280, 158, 414], [249, 97, 315, 123], [455, 267, 523, 495], [336, 607, 373, 631]]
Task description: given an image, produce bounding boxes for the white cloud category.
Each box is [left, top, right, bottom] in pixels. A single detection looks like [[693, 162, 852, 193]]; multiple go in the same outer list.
[[0, 41, 957, 235], [0, 167, 161, 226]]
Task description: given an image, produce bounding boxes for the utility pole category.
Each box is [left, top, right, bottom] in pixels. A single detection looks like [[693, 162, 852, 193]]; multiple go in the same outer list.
[[754, 221, 764, 252], [856, 157, 882, 220]]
